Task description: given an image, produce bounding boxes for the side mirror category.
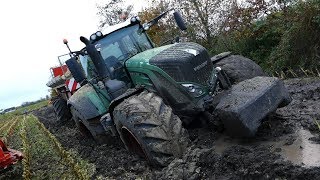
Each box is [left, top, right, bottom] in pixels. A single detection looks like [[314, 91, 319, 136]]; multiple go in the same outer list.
[[173, 11, 187, 31], [66, 57, 87, 85]]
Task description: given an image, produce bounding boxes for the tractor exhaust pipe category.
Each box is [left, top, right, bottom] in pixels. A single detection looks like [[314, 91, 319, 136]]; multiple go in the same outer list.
[[80, 36, 114, 80]]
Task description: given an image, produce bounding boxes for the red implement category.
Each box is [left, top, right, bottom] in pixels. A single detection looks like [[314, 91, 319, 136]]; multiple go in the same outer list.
[[0, 139, 23, 169]]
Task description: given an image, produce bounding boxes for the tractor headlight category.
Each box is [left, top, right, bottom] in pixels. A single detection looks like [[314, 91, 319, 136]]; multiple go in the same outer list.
[[131, 17, 137, 23], [96, 31, 103, 37], [90, 34, 97, 41], [182, 84, 205, 97], [131, 16, 140, 23], [143, 23, 150, 31]]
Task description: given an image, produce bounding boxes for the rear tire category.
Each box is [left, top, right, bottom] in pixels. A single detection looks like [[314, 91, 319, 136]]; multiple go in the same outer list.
[[70, 107, 114, 144], [113, 91, 189, 166], [70, 107, 93, 138], [52, 97, 71, 122], [214, 55, 266, 84]]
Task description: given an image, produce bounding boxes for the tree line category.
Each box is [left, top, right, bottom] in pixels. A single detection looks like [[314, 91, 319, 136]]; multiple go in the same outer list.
[[97, 0, 320, 77]]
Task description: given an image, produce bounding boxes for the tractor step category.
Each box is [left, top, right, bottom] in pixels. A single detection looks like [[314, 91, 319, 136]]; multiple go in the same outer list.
[[215, 76, 291, 137]]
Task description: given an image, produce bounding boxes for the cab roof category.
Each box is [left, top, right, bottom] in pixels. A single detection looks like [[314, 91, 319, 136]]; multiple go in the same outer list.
[[100, 18, 133, 36]]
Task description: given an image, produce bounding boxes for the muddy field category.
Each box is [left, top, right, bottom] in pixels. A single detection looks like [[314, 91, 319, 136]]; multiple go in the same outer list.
[[34, 78, 320, 179]]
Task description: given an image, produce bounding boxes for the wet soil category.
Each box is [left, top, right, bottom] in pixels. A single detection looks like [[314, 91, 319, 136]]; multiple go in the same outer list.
[[33, 78, 320, 179]]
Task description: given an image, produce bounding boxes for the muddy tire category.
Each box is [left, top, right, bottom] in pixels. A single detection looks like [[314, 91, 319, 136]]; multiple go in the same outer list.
[[70, 107, 93, 138], [113, 91, 189, 166], [70, 107, 112, 144], [52, 97, 71, 122], [214, 55, 266, 84]]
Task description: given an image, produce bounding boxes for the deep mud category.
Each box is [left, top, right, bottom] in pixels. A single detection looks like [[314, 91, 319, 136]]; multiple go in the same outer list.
[[33, 78, 320, 179]]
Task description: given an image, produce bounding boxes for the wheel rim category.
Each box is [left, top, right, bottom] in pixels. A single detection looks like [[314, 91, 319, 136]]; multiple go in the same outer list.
[[121, 127, 148, 160], [77, 121, 93, 138]]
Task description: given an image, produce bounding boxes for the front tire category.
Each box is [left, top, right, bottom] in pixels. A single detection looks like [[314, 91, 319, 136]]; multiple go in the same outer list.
[[113, 91, 189, 166], [214, 55, 266, 84]]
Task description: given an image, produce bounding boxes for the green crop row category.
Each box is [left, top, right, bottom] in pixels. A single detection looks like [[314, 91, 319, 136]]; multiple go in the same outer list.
[[20, 116, 31, 180], [0, 112, 94, 179], [0, 117, 16, 133], [14, 100, 49, 115], [1, 116, 20, 140], [31, 115, 91, 180]]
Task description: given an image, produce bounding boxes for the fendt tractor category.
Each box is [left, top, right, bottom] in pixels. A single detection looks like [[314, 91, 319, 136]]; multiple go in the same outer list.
[[47, 10, 291, 166]]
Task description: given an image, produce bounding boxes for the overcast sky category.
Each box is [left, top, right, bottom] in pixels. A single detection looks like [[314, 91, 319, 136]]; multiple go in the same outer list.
[[0, 0, 145, 110]]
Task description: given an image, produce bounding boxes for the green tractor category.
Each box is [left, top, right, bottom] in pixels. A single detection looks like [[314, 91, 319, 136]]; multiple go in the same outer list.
[[62, 10, 291, 166]]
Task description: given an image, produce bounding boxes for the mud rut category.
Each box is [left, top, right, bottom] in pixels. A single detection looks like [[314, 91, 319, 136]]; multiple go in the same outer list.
[[34, 78, 320, 179]]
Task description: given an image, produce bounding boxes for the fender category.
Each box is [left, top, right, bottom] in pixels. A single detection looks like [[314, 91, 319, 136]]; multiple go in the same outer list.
[[108, 86, 144, 119], [67, 83, 108, 121], [211, 51, 232, 64]]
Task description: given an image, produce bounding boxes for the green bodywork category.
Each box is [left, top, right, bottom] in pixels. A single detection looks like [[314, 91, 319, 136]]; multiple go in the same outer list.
[[68, 23, 213, 125], [126, 45, 210, 104], [70, 44, 213, 119]]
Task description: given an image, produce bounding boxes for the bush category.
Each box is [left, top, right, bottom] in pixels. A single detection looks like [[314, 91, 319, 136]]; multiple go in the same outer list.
[[212, 0, 320, 76]]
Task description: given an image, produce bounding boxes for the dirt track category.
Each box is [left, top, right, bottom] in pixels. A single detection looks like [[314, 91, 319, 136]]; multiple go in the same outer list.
[[34, 78, 320, 179]]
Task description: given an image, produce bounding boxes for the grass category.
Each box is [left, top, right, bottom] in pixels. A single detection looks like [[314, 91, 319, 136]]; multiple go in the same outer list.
[[0, 104, 95, 179], [31, 115, 93, 179], [0, 100, 49, 120], [1, 117, 20, 141], [14, 100, 49, 115], [20, 115, 31, 180], [272, 67, 320, 79], [15, 114, 94, 179]]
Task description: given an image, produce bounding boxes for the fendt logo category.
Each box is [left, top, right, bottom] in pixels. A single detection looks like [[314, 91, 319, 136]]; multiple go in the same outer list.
[[193, 61, 208, 71]]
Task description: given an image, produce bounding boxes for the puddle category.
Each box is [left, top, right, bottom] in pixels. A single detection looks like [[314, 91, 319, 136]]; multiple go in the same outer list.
[[213, 129, 320, 167], [279, 129, 320, 167], [214, 137, 238, 154]]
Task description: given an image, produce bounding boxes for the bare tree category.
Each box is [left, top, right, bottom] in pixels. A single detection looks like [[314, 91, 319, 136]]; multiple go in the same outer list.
[[97, 0, 134, 29], [138, 0, 181, 45], [170, 0, 233, 48]]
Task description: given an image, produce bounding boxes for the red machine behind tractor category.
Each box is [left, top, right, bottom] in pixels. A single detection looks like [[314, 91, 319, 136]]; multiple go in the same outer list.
[[0, 139, 23, 170], [47, 48, 81, 122]]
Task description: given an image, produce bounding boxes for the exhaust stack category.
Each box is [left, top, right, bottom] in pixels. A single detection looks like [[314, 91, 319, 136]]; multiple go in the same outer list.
[[80, 36, 113, 80]]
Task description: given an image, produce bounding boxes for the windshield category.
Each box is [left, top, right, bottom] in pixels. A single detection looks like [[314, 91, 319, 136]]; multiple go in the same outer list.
[[81, 24, 153, 80], [95, 24, 153, 65]]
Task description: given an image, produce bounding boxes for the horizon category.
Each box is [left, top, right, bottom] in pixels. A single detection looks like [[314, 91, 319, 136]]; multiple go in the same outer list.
[[0, 0, 146, 110]]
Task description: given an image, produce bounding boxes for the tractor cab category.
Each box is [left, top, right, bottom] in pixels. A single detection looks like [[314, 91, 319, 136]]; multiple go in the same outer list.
[[79, 20, 153, 85], [66, 11, 187, 102]]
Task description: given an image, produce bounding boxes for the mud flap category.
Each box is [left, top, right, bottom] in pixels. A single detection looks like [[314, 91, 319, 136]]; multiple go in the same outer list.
[[215, 77, 291, 137]]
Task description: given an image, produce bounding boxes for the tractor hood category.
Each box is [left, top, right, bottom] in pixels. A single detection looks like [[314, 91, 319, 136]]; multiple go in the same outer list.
[[125, 44, 174, 67], [126, 42, 213, 86]]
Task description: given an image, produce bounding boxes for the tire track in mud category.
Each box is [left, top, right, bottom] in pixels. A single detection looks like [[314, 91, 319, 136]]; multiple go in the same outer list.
[[35, 109, 151, 179], [31, 114, 91, 180], [34, 78, 320, 179]]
